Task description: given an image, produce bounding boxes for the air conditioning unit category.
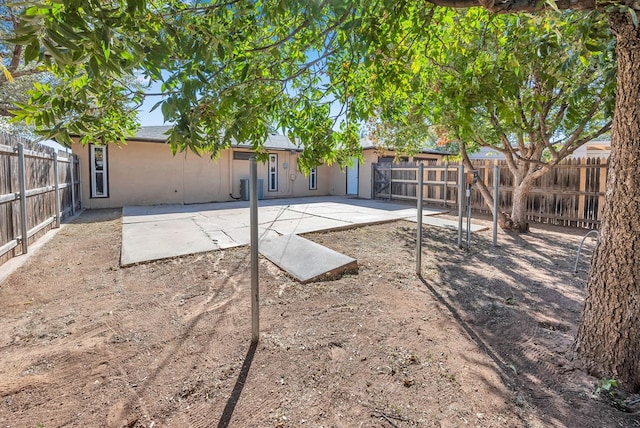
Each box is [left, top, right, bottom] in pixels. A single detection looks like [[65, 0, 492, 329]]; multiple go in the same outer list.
[[240, 178, 264, 201]]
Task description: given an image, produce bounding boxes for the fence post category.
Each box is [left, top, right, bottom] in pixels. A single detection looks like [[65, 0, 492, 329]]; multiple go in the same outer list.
[[493, 164, 499, 247], [443, 162, 448, 207], [416, 163, 424, 275], [249, 156, 259, 343], [78, 160, 83, 210], [577, 158, 586, 221], [370, 163, 375, 199], [17, 143, 28, 254], [53, 152, 61, 228], [598, 159, 607, 220], [458, 164, 464, 248], [70, 154, 76, 215], [389, 163, 392, 201]]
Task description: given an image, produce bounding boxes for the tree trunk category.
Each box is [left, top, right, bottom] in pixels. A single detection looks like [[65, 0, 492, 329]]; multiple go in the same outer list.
[[575, 13, 640, 392], [509, 180, 533, 232], [458, 147, 509, 228]]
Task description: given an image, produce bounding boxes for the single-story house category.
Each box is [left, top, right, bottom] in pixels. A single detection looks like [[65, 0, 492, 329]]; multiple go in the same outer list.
[[467, 139, 612, 161], [569, 139, 611, 159], [73, 126, 450, 208], [467, 146, 506, 160]]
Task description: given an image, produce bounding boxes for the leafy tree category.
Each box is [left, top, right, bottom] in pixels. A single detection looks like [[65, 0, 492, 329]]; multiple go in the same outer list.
[[6, 0, 640, 391], [0, 2, 52, 135], [365, 9, 615, 232], [364, 104, 441, 156]]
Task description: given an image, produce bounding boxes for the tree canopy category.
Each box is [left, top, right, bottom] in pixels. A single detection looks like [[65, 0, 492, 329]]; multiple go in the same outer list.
[[1, 2, 54, 134], [11, 0, 378, 167], [8, 1, 617, 166], [359, 8, 615, 229]]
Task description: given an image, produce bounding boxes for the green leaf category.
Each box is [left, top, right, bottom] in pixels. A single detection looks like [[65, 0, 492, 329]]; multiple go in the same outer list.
[[579, 55, 589, 66], [41, 37, 70, 65], [101, 40, 111, 62], [546, 0, 560, 12], [24, 40, 42, 63], [46, 29, 80, 51], [120, 50, 135, 61], [629, 8, 639, 28]]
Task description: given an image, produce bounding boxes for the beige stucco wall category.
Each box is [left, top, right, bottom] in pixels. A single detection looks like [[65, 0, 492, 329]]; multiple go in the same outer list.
[[74, 141, 349, 208], [75, 138, 454, 207], [359, 150, 379, 199], [74, 141, 233, 208], [326, 163, 346, 196], [229, 150, 345, 199]]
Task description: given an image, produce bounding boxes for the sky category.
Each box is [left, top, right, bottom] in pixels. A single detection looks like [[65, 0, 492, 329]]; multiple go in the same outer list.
[[137, 78, 170, 127], [138, 94, 167, 126]]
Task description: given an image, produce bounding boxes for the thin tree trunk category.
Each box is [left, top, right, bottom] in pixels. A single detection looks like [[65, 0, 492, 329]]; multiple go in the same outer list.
[[575, 12, 640, 392], [459, 144, 509, 227]]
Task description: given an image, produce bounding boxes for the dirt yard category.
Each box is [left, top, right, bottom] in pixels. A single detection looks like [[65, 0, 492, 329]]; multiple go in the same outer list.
[[0, 208, 638, 427]]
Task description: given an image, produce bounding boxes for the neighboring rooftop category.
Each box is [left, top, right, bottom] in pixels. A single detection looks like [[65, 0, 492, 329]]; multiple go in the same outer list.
[[359, 137, 452, 155], [467, 147, 506, 160]]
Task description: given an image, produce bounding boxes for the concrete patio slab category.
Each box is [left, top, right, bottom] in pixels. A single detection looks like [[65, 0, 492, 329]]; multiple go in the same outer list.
[[120, 196, 487, 267], [259, 234, 357, 283], [121, 218, 219, 266], [267, 216, 353, 236], [221, 226, 280, 247], [122, 205, 206, 223], [201, 229, 239, 249], [196, 214, 253, 230]]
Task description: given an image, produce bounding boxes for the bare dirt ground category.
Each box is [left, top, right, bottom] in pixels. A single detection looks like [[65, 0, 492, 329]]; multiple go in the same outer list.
[[0, 208, 639, 428]]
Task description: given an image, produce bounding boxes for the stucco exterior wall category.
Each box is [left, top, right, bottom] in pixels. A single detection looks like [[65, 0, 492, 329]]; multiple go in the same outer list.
[[359, 149, 379, 199], [74, 141, 348, 208], [74, 137, 447, 207], [75, 141, 189, 209]]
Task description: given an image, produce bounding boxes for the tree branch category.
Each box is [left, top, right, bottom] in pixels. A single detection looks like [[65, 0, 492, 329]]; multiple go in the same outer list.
[[561, 96, 604, 148], [556, 120, 612, 159], [426, 0, 596, 13]]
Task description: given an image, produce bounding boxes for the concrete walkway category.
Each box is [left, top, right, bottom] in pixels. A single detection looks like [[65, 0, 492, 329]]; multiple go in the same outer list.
[[259, 234, 358, 283], [120, 196, 487, 267]]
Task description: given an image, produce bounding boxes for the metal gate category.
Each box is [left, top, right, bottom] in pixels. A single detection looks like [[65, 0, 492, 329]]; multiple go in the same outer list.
[[372, 162, 460, 207]]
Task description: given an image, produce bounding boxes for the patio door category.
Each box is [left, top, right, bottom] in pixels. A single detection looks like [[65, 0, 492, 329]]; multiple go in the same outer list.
[[346, 157, 358, 196]]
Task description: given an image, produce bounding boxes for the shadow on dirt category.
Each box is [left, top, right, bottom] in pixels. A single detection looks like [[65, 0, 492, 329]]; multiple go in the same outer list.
[[401, 223, 640, 427], [218, 340, 257, 427]]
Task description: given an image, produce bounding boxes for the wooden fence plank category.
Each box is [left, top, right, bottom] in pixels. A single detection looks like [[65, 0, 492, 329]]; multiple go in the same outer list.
[[372, 157, 608, 229], [0, 133, 80, 268]]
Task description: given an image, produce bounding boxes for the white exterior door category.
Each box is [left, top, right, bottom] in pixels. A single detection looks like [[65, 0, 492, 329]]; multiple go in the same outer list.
[[346, 157, 358, 196]]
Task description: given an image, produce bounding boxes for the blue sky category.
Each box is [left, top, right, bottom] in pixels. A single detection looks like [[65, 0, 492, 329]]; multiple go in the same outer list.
[[138, 94, 167, 126]]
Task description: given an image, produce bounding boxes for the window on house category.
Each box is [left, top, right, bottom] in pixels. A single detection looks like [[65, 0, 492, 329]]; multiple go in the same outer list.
[[233, 151, 253, 160], [90, 145, 108, 198], [268, 154, 278, 191], [309, 168, 317, 190]]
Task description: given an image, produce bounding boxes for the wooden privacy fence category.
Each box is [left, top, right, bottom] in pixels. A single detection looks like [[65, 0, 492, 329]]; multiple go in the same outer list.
[[0, 133, 81, 267], [372, 158, 607, 229]]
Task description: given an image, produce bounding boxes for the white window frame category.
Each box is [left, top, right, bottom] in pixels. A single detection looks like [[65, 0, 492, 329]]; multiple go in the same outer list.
[[268, 154, 278, 192], [309, 167, 317, 190], [90, 144, 109, 198]]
